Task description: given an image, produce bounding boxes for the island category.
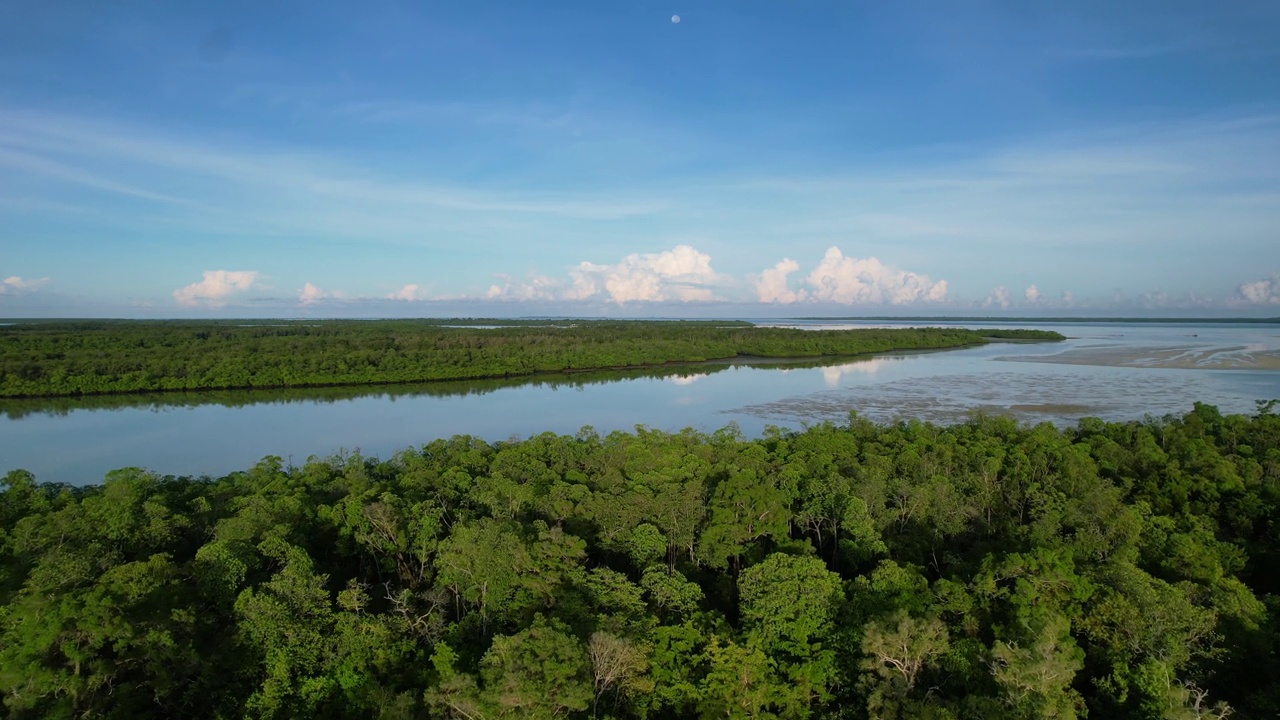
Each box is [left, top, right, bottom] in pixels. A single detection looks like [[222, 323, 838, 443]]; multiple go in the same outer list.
[[0, 319, 1062, 398]]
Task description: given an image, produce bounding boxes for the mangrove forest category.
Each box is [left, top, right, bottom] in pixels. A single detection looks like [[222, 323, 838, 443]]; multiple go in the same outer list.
[[0, 320, 1061, 399], [2, 403, 1278, 718]]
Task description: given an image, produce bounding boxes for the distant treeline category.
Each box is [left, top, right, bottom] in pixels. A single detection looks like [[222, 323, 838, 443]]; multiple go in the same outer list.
[[971, 328, 1064, 340], [0, 321, 1061, 398], [2, 403, 1279, 718], [797, 316, 1280, 324]]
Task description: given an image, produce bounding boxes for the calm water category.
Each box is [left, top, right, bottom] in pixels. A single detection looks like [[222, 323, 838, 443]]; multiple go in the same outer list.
[[2, 321, 1278, 485]]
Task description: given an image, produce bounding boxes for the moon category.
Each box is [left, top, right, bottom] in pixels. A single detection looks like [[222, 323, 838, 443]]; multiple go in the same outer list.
[[671, 14, 681, 24]]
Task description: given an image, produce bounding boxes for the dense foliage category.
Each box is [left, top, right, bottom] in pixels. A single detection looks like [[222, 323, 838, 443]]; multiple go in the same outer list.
[[3, 402, 1278, 719], [0, 321, 1059, 398], [970, 329, 1065, 340]]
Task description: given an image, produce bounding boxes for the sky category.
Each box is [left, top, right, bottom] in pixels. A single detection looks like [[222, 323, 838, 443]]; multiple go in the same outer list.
[[1, 0, 1279, 318]]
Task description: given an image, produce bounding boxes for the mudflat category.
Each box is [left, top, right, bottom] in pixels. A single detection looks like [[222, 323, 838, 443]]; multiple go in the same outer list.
[[999, 343, 1280, 370]]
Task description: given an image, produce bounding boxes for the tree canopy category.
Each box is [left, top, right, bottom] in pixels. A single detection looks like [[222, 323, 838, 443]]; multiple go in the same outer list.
[[3, 401, 1276, 718]]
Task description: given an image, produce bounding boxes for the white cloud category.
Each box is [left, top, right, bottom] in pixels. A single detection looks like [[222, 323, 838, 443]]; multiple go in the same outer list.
[[1237, 273, 1280, 305], [752, 249, 948, 306], [3, 106, 1280, 313], [482, 245, 944, 307], [567, 245, 724, 303], [734, 115, 1280, 305], [479, 246, 727, 304], [0, 276, 49, 295], [1025, 285, 1041, 303], [387, 284, 428, 301], [1140, 289, 1170, 308], [1061, 290, 1075, 305], [486, 274, 562, 301], [985, 286, 1012, 309], [805, 247, 948, 305], [755, 258, 802, 303], [298, 282, 328, 305], [5, 106, 1280, 312], [173, 270, 260, 307]]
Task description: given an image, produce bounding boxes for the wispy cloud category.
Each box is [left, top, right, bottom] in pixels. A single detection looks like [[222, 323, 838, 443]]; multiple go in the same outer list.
[[0, 146, 189, 205], [3, 104, 1279, 309], [1052, 43, 1202, 61], [336, 98, 578, 134], [0, 108, 669, 246]]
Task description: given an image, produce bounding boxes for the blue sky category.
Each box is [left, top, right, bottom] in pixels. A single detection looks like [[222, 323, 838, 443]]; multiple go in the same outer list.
[[1, 0, 1279, 317]]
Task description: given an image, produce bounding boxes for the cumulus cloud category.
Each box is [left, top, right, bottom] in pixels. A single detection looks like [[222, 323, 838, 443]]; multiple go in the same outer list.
[[173, 270, 260, 307], [480, 245, 944, 306], [565, 245, 724, 303], [755, 258, 801, 303], [298, 282, 328, 305], [387, 284, 427, 301], [985, 286, 1012, 309], [1237, 273, 1280, 305], [804, 247, 948, 305], [484, 245, 726, 304], [751, 249, 947, 306], [1025, 285, 1041, 303], [0, 276, 49, 294], [1061, 290, 1074, 306], [486, 273, 562, 301]]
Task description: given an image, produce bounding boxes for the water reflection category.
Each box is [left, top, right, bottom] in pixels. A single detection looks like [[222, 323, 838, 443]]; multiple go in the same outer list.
[[821, 358, 890, 387], [668, 373, 710, 386], [733, 323, 1280, 427], [4, 324, 1278, 485], [0, 354, 876, 421]]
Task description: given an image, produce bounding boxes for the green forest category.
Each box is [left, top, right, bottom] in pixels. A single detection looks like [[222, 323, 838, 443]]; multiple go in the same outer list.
[[3, 403, 1279, 719], [0, 320, 1060, 398]]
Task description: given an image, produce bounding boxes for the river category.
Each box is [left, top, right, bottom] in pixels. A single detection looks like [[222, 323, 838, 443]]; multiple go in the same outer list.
[[2, 321, 1278, 485]]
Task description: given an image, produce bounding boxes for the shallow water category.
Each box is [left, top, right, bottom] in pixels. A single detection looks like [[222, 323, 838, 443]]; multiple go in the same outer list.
[[1, 321, 1277, 485], [739, 322, 1280, 425]]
